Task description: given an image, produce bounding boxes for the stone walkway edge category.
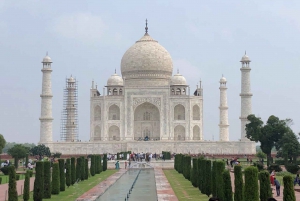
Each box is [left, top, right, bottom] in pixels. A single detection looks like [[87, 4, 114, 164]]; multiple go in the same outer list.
[[76, 169, 128, 201], [155, 168, 178, 201]]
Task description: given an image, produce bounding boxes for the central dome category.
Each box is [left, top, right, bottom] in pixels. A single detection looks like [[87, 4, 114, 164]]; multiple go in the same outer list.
[[121, 33, 173, 82]]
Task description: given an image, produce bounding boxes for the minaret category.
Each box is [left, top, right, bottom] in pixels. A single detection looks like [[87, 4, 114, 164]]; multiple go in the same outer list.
[[240, 52, 252, 141], [39, 54, 53, 143], [219, 75, 229, 141]]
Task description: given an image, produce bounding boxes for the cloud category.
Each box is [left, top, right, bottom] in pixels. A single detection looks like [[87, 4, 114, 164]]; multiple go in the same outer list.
[[53, 13, 107, 43], [173, 59, 202, 86]]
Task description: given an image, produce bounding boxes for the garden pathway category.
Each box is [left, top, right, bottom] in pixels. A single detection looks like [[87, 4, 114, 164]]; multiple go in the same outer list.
[[155, 168, 178, 201], [0, 177, 35, 201]]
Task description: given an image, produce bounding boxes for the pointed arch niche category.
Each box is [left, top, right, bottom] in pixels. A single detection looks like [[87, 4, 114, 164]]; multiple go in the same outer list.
[[193, 105, 200, 120], [108, 104, 120, 120], [174, 125, 185, 141], [193, 125, 200, 140], [108, 125, 120, 141], [174, 104, 185, 120], [94, 125, 101, 141], [94, 105, 101, 121]]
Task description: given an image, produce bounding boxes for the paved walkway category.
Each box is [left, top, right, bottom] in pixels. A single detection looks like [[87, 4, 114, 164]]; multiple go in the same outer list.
[[0, 177, 35, 201], [155, 168, 178, 201], [76, 169, 127, 201]]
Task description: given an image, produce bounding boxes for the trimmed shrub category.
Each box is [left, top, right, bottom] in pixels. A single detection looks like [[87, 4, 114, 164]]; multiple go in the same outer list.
[[16, 174, 20, 180], [222, 169, 233, 201], [234, 165, 243, 201], [71, 157, 76, 185], [25, 155, 29, 168], [252, 162, 264, 171], [258, 171, 272, 201], [197, 157, 203, 192], [244, 166, 259, 201], [33, 161, 44, 201], [76, 157, 81, 181], [51, 163, 60, 194], [285, 164, 300, 174], [81, 156, 85, 180], [43, 161, 51, 198], [1, 166, 10, 175], [267, 164, 282, 172], [0, 177, 2, 184], [8, 166, 18, 201], [28, 170, 33, 177], [95, 155, 99, 174], [191, 158, 198, 187], [212, 161, 217, 197], [283, 175, 296, 201], [205, 160, 212, 197], [58, 159, 65, 191], [85, 158, 89, 179], [23, 171, 30, 201], [103, 154, 107, 171], [183, 156, 191, 180], [99, 155, 102, 173], [275, 159, 285, 165], [162, 151, 171, 160], [66, 159, 71, 187], [215, 161, 225, 199], [90, 155, 95, 176]]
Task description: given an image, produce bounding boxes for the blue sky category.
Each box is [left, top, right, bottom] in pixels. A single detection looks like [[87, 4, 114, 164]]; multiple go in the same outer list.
[[0, 0, 300, 143]]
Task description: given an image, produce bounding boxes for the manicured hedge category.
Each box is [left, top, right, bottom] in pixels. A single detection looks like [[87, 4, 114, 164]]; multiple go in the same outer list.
[[58, 159, 65, 191], [183, 155, 191, 180], [212, 161, 217, 197], [8, 166, 18, 201], [51, 163, 60, 194], [234, 165, 243, 201], [85, 158, 89, 179], [205, 160, 212, 197], [215, 161, 225, 199], [95, 155, 99, 174], [33, 161, 44, 201], [71, 157, 76, 185], [81, 156, 85, 180], [283, 175, 296, 201], [66, 158, 71, 187], [258, 171, 271, 201], [222, 169, 233, 201], [191, 158, 198, 187], [76, 157, 81, 181], [23, 170, 30, 201], [197, 157, 204, 192], [90, 155, 95, 176], [162, 151, 171, 160], [244, 166, 259, 201], [44, 161, 51, 198], [103, 154, 107, 171]]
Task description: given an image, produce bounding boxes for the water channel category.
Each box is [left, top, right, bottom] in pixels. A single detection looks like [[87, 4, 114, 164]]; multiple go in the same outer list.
[[96, 165, 157, 201]]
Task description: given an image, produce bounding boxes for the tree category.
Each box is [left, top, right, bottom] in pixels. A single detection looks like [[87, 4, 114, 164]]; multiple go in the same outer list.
[[277, 131, 300, 164], [246, 115, 290, 166], [33, 161, 44, 201], [51, 163, 60, 194], [90, 155, 95, 176], [0, 134, 6, 154], [76, 157, 81, 181], [283, 175, 296, 201], [30, 144, 51, 159], [85, 158, 89, 179], [58, 159, 65, 191], [66, 159, 71, 187], [23, 170, 30, 201], [215, 161, 225, 198], [211, 161, 217, 197], [81, 156, 85, 180], [222, 170, 233, 201], [205, 160, 212, 197], [103, 154, 107, 171], [234, 165, 244, 201], [8, 166, 18, 201], [256, 150, 266, 160], [43, 161, 51, 198], [244, 166, 259, 201], [71, 157, 76, 185], [95, 155, 99, 174], [7, 144, 29, 169], [191, 158, 198, 187], [259, 171, 272, 201]]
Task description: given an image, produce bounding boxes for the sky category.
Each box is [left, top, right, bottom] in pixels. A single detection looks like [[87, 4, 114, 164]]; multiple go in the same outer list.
[[0, 0, 300, 143]]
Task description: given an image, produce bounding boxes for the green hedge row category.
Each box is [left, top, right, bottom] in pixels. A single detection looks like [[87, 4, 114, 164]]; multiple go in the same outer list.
[[162, 151, 171, 160]]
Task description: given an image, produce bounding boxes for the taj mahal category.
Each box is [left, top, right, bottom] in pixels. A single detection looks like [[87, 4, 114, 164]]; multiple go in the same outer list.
[[39, 23, 255, 155]]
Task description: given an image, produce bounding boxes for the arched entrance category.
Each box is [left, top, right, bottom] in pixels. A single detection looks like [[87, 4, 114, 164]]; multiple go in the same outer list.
[[174, 125, 185, 141], [193, 125, 200, 140], [108, 125, 120, 141], [134, 102, 160, 140]]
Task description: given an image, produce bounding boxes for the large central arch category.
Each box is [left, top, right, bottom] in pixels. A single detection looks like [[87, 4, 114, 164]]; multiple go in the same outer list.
[[134, 102, 160, 140]]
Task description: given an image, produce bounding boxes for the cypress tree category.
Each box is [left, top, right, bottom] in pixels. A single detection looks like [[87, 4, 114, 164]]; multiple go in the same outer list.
[[51, 163, 60, 194], [186, 156, 191, 180], [192, 158, 198, 187], [103, 154, 107, 171], [25, 154, 29, 168], [95, 155, 99, 174], [283, 175, 296, 201], [99, 155, 102, 173], [90, 155, 95, 176], [174, 154, 177, 170], [58, 159, 65, 191], [258, 171, 271, 201], [215, 161, 225, 199], [212, 161, 217, 197], [23, 170, 30, 201], [71, 157, 76, 185], [234, 165, 244, 201], [244, 166, 259, 201], [8, 166, 18, 201], [85, 158, 89, 179], [76, 157, 81, 181], [222, 169, 233, 201], [205, 160, 212, 197], [14, 157, 19, 169], [43, 161, 51, 198], [66, 159, 71, 187], [33, 161, 44, 201], [197, 157, 203, 192], [81, 156, 85, 180]]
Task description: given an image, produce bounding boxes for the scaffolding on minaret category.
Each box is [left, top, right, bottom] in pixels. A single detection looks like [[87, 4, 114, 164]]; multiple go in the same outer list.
[[60, 76, 79, 142]]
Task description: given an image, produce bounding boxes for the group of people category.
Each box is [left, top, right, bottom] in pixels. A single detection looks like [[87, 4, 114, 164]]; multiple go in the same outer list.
[[0, 159, 10, 167]]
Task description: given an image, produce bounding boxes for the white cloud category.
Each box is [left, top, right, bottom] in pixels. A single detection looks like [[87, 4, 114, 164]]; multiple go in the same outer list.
[[53, 13, 107, 43], [173, 59, 202, 87]]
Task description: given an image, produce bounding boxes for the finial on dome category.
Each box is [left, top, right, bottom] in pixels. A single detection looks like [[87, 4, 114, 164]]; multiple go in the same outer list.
[[46, 51, 48, 56], [245, 50, 246, 55], [145, 19, 148, 34]]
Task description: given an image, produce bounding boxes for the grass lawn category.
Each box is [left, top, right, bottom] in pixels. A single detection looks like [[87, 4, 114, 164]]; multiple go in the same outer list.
[[164, 169, 208, 201], [0, 174, 27, 184], [17, 169, 117, 201]]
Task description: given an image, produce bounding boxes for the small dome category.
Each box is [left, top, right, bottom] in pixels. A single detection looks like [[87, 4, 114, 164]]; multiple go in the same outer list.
[[68, 76, 75, 83], [171, 73, 187, 86], [107, 73, 123, 86], [240, 54, 251, 62], [42, 55, 52, 63], [220, 76, 227, 83]]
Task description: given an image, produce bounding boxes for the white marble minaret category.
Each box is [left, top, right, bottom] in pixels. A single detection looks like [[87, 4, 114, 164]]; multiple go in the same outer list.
[[219, 75, 229, 141], [240, 52, 252, 140], [39, 54, 53, 143]]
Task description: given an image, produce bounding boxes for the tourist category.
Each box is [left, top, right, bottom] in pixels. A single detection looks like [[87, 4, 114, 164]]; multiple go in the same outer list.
[[294, 174, 300, 186], [115, 161, 120, 169], [274, 177, 280, 196], [162, 153, 165, 161], [270, 170, 275, 186], [226, 159, 229, 166]]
